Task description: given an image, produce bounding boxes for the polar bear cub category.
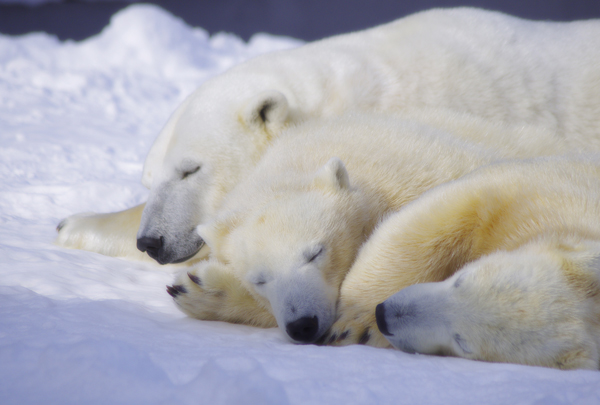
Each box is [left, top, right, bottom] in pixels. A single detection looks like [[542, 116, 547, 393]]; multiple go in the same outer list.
[[56, 8, 600, 265], [170, 111, 576, 343], [334, 156, 600, 369]]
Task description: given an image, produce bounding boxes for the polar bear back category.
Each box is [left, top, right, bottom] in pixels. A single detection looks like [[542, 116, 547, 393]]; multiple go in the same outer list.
[[231, 8, 600, 139], [216, 113, 499, 222]]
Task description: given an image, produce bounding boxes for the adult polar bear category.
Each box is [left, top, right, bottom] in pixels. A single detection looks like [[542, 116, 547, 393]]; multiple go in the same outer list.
[[55, 8, 600, 264], [363, 157, 600, 370]]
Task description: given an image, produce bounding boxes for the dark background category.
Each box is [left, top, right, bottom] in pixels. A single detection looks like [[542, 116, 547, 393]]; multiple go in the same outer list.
[[1, 0, 600, 42]]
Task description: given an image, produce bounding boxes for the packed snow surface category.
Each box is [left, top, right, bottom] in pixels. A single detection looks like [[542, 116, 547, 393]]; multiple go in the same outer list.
[[1, 4, 599, 404]]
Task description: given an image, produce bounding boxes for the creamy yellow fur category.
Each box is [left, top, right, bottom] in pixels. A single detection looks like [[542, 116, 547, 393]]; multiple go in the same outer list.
[[55, 204, 151, 261], [174, 111, 591, 341], [331, 156, 600, 369], [172, 258, 276, 327]]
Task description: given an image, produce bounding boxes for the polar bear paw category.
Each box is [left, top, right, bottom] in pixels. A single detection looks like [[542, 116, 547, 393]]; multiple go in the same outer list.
[[55, 212, 117, 253], [55, 212, 96, 240], [54, 204, 147, 260], [322, 302, 391, 348], [167, 264, 230, 322], [167, 260, 277, 328]]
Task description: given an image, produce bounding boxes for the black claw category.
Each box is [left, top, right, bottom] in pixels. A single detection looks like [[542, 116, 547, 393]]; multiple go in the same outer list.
[[358, 329, 371, 345], [327, 334, 338, 345], [166, 285, 179, 298], [187, 272, 202, 286], [314, 334, 328, 346], [56, 219, 66, 232], [338, 330, 349, 341], [166, 284, 187, 298], [174, 284, 187, 294]]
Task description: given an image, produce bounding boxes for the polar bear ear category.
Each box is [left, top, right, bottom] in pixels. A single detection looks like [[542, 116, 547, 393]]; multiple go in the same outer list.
[[242, 90, 289, 134], [312, 157, 351, 192]]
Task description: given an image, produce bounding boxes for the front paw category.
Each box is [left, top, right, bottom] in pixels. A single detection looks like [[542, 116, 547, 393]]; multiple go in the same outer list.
[[168, 260, 276, 328], [169, 264, 229, 321], [55, 213, 96, 245], [322, 304, 391, 348], [54, 205, 152, 261]]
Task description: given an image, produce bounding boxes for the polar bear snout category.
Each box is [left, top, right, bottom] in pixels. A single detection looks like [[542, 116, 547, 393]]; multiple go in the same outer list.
[[268, 275, 337, 344], [375, 303, 392, 336], [378, 283, 456, 356], [137, 236, 163, 257], [285, 316, 319, 343], [136, 232, 205, 264]]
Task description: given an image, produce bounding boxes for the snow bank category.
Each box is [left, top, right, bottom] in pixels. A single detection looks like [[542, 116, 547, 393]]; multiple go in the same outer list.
[[0, 4, 598, 404]]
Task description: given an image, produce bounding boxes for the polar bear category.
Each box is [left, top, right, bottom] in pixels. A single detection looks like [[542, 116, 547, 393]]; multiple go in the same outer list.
[[55, 8, 600, 265], [326, 156, 600, 370], [168, 112, 583, 343]]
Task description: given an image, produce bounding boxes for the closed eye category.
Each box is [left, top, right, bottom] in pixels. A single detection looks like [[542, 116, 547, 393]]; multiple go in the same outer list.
[[304, 245, 324, 263], [253, 277, 268, 287], [181, 166, 201, 179]]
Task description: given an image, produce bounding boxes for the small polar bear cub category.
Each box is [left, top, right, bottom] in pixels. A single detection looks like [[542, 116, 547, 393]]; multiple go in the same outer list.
[[55, 7, 600, 266], [370, 157, 600, 369]]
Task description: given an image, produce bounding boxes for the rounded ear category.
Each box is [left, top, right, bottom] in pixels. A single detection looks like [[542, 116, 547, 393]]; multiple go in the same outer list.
[[312, 157, 350, 192], [242, 90, 289, 134]]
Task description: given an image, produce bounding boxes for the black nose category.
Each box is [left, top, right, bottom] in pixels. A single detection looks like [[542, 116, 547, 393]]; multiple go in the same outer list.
[[375, 303, 392, 336], [137, 236, 163, 257], [286, 316, 319, 343]]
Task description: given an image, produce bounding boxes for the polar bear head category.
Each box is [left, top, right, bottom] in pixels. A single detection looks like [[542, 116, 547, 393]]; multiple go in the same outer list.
[[136, 72, 293, 264], [199, 158, 373, 343], [376, 240, 600, 370]]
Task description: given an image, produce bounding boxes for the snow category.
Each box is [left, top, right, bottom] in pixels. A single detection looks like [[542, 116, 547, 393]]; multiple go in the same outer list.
[[0, 4, 598, 404]]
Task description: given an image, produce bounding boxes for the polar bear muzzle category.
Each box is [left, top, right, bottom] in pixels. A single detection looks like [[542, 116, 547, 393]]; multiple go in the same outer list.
[[285, 315, 319, 343], [136, 177, 206, 264], [137, 235, 204, 264]]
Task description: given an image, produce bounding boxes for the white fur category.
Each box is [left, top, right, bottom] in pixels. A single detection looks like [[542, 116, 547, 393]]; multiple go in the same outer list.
[[56, 8, 600, 264], [187, 111, 587, 343]]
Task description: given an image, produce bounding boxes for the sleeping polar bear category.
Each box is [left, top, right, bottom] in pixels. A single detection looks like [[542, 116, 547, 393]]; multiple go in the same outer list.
[[55, 8, 600, 265], [167, 112, 597, 347], [361, 156, 600, 370]]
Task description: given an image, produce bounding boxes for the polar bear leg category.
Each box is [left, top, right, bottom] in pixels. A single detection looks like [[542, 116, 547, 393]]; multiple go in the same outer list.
[[324, 188, 479, 347], [55, 203, 150, 261], [326, 159, 600, 359], [324, 162, 541, 347]]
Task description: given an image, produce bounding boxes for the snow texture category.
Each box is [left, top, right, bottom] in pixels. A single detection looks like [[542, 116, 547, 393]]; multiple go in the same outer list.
[[0, 4, 598, 404]]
